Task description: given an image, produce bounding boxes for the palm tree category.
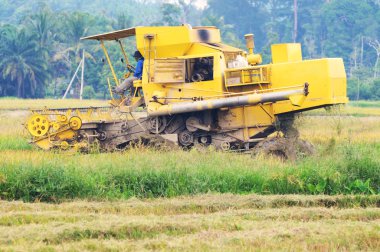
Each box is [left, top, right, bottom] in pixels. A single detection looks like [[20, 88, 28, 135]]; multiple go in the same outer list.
[[27, 8, 56, 50], [112, 13, 133, 30], [54, 12, 94, 67], [0, 26, 50, 98], [50, 12, 97, 97]]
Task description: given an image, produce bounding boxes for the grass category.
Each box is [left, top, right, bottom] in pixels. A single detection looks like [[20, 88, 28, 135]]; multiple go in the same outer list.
[[305, 101, 380, 116], [0, 99, 379, 251], [0, 143, 379, 202], [350, 100, 380, 108], [0, 194, 379, 251]]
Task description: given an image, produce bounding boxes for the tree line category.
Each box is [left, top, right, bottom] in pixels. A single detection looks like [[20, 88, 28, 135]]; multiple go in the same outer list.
[[0, 0, 379, 100]]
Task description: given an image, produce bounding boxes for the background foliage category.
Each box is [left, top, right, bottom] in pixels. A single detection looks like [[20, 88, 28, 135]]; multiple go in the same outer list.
[[0, 0, 379, 99]]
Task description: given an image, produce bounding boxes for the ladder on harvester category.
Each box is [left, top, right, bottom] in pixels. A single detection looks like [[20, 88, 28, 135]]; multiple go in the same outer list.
[[143, 34, 157, 83]]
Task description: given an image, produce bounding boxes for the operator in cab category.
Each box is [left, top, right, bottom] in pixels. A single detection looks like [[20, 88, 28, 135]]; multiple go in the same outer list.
[[114, 50, 144, 95]]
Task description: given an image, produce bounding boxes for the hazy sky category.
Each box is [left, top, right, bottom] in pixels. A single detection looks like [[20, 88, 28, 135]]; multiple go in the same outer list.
[[140, 0, 207, 9]]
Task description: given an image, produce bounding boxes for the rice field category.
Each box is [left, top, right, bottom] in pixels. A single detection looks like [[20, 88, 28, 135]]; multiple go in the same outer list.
[[0, 97, 109, 110], [0, 194, 379, 251], [0, 98, 379, 251]]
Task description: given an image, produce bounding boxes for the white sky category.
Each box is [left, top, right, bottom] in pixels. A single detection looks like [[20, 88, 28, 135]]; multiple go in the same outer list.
[[158, 0, 209, 10], [185, 0, 208, 9]]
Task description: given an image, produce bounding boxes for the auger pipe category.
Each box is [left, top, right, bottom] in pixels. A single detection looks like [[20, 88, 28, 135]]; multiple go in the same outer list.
[[148, 83, 309, 116]]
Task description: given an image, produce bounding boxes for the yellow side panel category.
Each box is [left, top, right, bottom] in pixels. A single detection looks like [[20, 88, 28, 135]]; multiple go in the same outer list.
[[136, 26, 192, 58], [154, 59, 185, 83], [135, 26, 221, 58], [271, 44, 302, 64], [271, 58, 348, 115], [328, 59, 348, 103], [218, 105, 274, 130]]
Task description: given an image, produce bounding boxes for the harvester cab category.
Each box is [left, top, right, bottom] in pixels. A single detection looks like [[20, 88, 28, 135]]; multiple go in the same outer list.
[[25, 25, 348, 154], [81, 30, 145, 108]]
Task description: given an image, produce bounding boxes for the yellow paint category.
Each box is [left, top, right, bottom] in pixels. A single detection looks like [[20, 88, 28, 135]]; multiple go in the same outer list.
[[26, 25, 348, 150], [107, 78, 115, 100], [244, 34, 262, 65], [246, 53, 262, 65], [69, 117, 82, 130], [136, 26, 346, 139], [27, 114, 50, 137], [133, 80, 142, 88], [270, 58, 348, 114], [26, 106, 118, 150], [118, 40, 131, 69], [100, 40, 119, 86], [93, 27, 347, 117], [271, 44, 302, 63], [289, 94, 306, 107]]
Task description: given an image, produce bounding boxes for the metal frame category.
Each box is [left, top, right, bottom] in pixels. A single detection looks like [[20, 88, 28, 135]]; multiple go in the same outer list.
[[100, 40, 119, 87]]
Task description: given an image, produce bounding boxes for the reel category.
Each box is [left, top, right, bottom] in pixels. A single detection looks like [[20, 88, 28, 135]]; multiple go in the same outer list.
[[27, 114, 50, 137]]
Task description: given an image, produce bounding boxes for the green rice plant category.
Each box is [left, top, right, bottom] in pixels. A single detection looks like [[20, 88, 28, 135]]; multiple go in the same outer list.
[[350, 101, 380, 108], [0, 142, 379, 203], [0, 136, 32, 151]]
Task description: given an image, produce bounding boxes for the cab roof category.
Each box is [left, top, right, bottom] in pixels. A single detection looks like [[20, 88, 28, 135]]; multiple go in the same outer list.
[[81, 27, 136, 41], [81, 26, 220, 41]]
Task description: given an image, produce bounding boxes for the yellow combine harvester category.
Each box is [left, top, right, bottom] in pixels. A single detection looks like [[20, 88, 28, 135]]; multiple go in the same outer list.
[[26, 25, 347, 155]]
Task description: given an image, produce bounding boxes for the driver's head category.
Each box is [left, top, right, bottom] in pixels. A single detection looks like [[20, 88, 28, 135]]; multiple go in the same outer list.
[[133, 50, 142, 61]]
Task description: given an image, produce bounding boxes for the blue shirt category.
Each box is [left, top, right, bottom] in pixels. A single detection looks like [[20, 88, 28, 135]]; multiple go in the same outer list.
[[134, 58, 144, 79]]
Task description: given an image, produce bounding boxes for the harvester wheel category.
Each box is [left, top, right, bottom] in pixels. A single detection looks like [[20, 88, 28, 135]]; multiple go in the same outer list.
[[220, 141, 231, 151], [27, 114, 50, 137], [178, 130, 194, 147], [69, 116, 82, 130], [97, 131, 107, 141], [148, 116, 167, 134]]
